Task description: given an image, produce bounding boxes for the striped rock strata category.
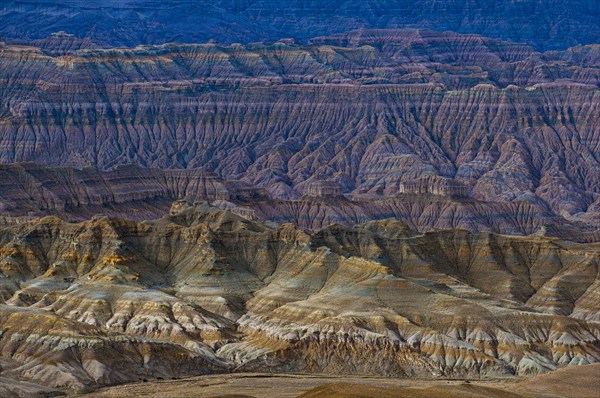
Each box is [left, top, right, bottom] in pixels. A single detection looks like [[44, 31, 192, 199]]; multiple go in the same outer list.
[[0, 204, 597, 391]]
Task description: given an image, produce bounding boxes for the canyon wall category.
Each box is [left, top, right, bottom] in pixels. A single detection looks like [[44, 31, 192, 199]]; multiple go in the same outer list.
[[0, 30, 599, 226], [1, 163, 598, 242]]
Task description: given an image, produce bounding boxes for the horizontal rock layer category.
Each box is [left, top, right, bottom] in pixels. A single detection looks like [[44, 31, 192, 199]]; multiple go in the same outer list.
[[0, 30, 599, 227], [0, 204, 598, 390], [0, 163, 597, 242]]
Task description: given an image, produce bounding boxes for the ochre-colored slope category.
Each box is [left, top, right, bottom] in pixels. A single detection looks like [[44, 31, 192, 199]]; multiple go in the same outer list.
[[0, 204, 597, 390]]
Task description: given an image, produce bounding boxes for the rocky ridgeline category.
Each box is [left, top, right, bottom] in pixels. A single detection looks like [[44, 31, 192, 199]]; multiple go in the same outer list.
[[0, 163, 597, 242], [0, 204, 597, 393], [0, 162, 263, 214], [0, 30, 598, 227]]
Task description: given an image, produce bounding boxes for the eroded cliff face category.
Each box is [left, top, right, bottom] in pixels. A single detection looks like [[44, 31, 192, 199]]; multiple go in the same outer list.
[[1, 163, 597, 242], [0, 204, 598, 390], [0, 30, 598, 224]]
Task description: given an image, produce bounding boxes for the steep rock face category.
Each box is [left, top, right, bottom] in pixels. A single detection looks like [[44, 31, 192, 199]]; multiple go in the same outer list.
[[1, 163, 597, 241], [253, 196, 591, 237], [312, 222, 600, 314], [0, 204, 598, 389], [0, 163, 262, 217], [0, 1, 598, 50], [0, 30, 598, 224]]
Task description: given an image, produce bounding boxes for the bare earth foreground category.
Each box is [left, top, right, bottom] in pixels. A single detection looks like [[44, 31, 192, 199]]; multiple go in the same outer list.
[[82, 364, 600, 398]]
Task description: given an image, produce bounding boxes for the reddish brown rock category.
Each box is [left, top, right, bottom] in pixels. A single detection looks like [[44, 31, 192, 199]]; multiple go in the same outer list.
[[0, 31, 597, 224]]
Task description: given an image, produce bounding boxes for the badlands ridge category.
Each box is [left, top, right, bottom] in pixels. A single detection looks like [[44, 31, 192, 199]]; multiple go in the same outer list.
[[0, 202, 597, 395], [0, 30, 599, 229]]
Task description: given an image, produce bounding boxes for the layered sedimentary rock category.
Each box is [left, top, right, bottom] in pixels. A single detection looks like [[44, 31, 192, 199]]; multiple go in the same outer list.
[[0, 305, 229, 390], [0, 204, 598, 391], [0, 163, 263, 217], [0, 1, 598, 51], [6, 35, 106, 56], [398, 176, 467, 196], [0, 163, 597, 242], [253, 196, 599, 241], [0, 30, 598, 226]]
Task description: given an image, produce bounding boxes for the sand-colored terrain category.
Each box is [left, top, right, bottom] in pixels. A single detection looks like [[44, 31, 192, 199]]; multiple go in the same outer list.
[[81, 364, 600, 398], [0, 204, 598, 394]]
